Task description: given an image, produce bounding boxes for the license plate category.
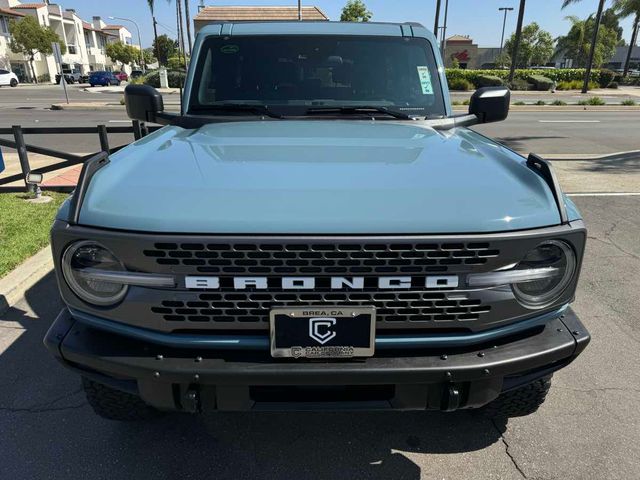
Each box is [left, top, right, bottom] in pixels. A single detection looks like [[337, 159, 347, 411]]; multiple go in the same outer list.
[[270, 306, 376, 359]]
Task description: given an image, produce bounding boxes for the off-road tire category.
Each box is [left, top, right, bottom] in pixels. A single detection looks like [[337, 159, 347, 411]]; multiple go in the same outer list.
[[481, 376, 552, 418], [82, 377, 162, 421]]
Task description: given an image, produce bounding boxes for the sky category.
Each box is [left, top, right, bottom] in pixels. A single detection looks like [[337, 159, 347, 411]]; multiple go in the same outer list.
[[54, 0, 637, 49]]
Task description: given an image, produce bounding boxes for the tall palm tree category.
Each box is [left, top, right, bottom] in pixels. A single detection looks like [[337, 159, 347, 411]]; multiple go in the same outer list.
[[508, 0, 526, 83], [562, 0, 607, 93], [147, 0, 160, 62], [613, 0, 640, 75], [184, 0, 193, 56]]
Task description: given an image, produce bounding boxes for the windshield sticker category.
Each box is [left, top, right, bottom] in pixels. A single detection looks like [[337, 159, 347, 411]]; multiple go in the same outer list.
[[221, 45, 239, 54], [417, 66, 433, 95]]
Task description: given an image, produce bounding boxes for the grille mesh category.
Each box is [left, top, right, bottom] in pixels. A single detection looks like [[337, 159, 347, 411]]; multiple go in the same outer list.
[[143, 242, 500, 275], [151, 292, 491, 325]]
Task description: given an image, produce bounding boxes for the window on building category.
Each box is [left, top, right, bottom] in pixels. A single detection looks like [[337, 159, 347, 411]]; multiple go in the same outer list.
[[0, 16, 10, 35], [85, 31, 92, 47]]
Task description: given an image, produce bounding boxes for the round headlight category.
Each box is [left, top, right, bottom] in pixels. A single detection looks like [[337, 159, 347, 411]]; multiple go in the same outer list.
[[62, 241, 128, 306], [512, 240, 576, 309]]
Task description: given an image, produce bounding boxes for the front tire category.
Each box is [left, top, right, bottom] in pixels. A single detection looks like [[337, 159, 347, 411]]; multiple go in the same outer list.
[[82, 377, 162, 421], [10, 79, 18, 87], [480, 376, 552, 418]]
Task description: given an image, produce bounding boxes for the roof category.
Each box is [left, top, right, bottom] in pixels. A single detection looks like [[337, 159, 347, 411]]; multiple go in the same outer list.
[[194, 5, 328, 22], [0, 7, 26, 17], [446, 34, 473, 43], [102, 24, 124, 30], [11, 3, 47, 9]]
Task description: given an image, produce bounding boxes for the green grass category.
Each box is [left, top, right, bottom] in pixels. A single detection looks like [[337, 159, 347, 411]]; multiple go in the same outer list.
[[621, 99, 637, 106], [0, 192, 67, 278], [578, 96, 606, 106], [552, 100, 568, 106], [513, 101, 526, 105]]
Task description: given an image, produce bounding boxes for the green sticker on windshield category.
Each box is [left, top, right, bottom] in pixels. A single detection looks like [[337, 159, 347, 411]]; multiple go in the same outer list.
[[417, 66, 433, 95], [221, 45, 239, 54]]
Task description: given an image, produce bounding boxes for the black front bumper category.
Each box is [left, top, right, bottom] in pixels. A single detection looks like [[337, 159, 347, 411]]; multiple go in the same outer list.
[[45, 308, 590, 412]]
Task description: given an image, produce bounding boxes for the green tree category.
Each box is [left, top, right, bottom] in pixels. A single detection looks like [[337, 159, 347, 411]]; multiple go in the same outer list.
[[503, 22, 554, 67], [142, 48, 157, 67], [613, 0, 640, 75], [8, 16, 65, 83], [147, 0, 160, 61], [152, 34, 178, 66], [340, 0, 372, 22], [106, 41, 137, 70], [555, 15, 619, 68], [494, 51, 512, 69]]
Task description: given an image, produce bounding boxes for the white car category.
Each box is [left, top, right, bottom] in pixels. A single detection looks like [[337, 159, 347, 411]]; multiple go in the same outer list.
[[0, 69, 19, 87]]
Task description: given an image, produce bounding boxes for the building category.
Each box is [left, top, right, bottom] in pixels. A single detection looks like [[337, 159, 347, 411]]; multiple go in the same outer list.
[[0, 0, 135, 82], [606, 45, 640, 71], [194, 5, 329, 33], [442, 35, 478, 69]]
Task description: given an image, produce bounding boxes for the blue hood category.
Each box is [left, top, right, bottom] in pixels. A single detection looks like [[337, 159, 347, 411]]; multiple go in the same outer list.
[[77, 121, 561, 234]]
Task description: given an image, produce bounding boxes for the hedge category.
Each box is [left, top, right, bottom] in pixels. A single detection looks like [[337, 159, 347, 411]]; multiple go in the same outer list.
[[445, 68, 604, 86], [475, 74, 503, 87], [143, 70, 186, 88], [527, 75, 554, 91]]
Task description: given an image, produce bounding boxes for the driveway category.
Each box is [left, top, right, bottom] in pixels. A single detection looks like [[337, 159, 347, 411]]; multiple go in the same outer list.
[[0, 196, 638, 480]]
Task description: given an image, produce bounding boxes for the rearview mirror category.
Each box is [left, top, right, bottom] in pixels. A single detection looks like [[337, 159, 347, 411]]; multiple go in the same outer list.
[[469, 87, 510, 124], [125, 84, 164, 123]]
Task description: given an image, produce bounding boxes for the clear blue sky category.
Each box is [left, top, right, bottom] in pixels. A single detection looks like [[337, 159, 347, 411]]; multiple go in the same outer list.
[[57, 0, 636, 49]]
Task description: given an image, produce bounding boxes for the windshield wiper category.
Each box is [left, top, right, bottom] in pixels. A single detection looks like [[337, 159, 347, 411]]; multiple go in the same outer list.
[[305, 106, 414, 120], [191, 104, 284, 119]]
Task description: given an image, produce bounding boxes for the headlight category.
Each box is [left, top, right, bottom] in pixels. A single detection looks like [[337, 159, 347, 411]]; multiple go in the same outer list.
[[511, 240, 576, 309], [62, 241, 128, 306]]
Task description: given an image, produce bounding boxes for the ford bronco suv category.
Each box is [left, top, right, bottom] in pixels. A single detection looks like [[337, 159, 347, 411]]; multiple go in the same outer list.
[[45, 21, 590, 420]]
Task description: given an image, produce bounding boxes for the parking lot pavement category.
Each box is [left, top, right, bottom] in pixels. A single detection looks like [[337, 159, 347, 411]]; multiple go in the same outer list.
[[0, 196, 639, 480]]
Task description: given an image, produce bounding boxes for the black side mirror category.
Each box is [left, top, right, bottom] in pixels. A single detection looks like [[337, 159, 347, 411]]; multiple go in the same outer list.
[[125, 84, 164, 123], [469, 87, 510, 123]]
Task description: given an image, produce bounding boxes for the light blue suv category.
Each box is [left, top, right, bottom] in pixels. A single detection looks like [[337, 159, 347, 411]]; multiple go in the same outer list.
[[46, 21, 589, 420]]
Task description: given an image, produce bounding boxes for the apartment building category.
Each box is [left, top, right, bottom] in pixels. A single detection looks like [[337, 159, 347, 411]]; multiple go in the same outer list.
[[0, 0, 134, 82]]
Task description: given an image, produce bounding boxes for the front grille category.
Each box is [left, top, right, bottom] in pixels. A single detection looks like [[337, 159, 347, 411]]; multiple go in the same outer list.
[[151, 291, 491, 325], [143, 242, 500, 275]]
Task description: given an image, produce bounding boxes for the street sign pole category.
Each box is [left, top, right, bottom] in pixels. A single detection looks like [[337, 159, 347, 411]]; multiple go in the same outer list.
[[52, 42, 69, 104]]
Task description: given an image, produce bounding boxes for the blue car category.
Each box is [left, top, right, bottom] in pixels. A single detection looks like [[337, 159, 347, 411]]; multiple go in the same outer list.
[[88, 71, 120, 87]]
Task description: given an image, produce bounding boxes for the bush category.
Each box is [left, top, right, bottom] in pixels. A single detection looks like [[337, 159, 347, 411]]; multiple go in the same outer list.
[[514, 101, 526, 105], [474, 74, 503, 88], [508, 78, 531, 91], [535, 100, 546, 105], [37, 73, 51, 83], [598, 69, 615, 88], [607, 81, 619, 89], [445, 68, 606, 86], [143, 70, 186, 88], [556, 80, 599, 91], [552, 100, 567, 106], [447, 77, 474, 91], [577, 96, 605, 106], [527, 75, 554, 91], [621, 99, 636, 106]]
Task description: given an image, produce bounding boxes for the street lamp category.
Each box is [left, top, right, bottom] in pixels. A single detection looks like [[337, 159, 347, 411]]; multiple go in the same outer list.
[[498, 7, 514, 54], [109, 16, 145, 73]]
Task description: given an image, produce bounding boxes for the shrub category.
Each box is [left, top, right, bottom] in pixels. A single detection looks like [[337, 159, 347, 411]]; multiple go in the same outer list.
[[514, 101, 526, 105], [474, 74, 503, 88], [527, 75, 554, 91], [535, 100, 546, 105], [447, 77, 474, 91], [508, 78, 531, 91], [621, 99, 636, 106], [577, 96, 605, 106], [445, 68, 607, 86], [143, 70, 186, 88], [607, 81, 619, 89], [552, 100, 567, 106], [37, 73, 51, 83], [598, 69, 615, 88], [556, 80, 598, 91]]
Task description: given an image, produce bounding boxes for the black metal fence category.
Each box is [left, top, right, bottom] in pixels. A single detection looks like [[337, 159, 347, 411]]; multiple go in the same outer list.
[[0, 120, 160, 193]]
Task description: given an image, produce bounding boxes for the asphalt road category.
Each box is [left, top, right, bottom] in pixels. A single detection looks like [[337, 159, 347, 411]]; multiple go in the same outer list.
[[0, 195, 639, 480], [1, 84, 640, 156]]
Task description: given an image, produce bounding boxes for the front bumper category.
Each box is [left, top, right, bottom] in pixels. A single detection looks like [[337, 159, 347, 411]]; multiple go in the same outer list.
[[45, 307, 590, 412]]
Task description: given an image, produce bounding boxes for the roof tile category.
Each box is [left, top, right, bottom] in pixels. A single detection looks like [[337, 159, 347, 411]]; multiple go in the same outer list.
[[194, 6, 328, 22]]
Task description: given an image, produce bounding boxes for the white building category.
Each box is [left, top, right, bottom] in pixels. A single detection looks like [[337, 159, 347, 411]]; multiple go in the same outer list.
[[0, 1, 135, 82]]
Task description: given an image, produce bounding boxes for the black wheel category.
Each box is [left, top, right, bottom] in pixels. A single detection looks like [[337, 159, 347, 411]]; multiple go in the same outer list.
[[480, 376, 552, 418], [82, 377, 162, 421], [10, 78, 18, 87], [90, 84, 95, 87]]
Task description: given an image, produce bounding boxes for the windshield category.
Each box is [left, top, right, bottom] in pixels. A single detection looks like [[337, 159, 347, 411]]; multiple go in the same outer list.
[[189, 35, 446, 117]]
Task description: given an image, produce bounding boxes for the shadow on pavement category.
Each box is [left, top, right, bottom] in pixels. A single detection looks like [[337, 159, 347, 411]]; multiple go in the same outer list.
[[0, 272, 507, 480], [490, 135, 566, 153]]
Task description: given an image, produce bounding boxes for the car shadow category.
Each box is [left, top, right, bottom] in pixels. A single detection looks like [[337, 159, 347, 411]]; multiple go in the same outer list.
[[0, 272, 507, 480], [489, 135, 567, 153]]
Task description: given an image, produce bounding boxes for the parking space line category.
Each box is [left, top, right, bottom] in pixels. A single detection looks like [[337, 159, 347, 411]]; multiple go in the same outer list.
[[539, 120, 601, 123]]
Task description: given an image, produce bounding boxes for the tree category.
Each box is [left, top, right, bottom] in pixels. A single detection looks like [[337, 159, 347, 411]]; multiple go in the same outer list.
[[142, 48, 157, 67], [8, 16, 65, 83], [152, 34, 177, 66], [503, 22, 554, 67], [613, 0, 640, 75], [106, 41, 137, 71], [555, 15, 619, 68], [494, 51, 512, 69], [508, 0, 526, 83], [146, 0, 160, 62], [340, 0, 372, 22]]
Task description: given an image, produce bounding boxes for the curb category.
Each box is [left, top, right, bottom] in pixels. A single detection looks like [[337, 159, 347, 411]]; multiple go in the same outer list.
[[0, 246, 53, 316]]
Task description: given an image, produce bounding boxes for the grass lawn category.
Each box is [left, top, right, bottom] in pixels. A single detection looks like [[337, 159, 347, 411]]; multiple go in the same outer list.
[[0, 192, 68, 278]]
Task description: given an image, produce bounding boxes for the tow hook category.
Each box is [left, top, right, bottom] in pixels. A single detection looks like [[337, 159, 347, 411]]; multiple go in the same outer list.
[[442, 385, 461, 412], [183, 389, 201, 413]]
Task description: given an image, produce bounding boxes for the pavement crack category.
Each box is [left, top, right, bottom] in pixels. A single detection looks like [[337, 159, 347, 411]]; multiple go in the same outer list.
[[491, 419, 527, 479], [0, 387, 86, 414]]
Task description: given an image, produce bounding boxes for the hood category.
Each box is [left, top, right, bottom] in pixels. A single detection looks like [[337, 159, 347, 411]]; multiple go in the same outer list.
[[78, 121, 561, 234]]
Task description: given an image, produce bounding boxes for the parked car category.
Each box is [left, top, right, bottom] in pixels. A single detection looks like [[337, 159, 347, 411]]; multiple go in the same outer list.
[[88, 71, 120, 87], [47, 21, 590, 421], [55, 69, 87, 84], [114, 71, 129, 82], [0, 69, 19, 87], [130, 70, 144, 80]]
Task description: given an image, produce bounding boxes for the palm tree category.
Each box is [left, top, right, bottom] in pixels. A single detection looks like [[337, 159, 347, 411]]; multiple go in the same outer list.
[[562, 0, 607, 93], [183, 0, 192, 56], [147, 0, 160, 62], [613, 0, 640, 76], [508, 0, 527, 83]]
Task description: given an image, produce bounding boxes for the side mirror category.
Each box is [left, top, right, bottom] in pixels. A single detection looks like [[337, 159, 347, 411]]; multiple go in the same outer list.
[[125, 84, 164, 123], [469, 87, 510, 123]]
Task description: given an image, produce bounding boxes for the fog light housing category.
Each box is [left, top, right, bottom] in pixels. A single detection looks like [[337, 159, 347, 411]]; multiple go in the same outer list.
[[512, 240, 576, 309], [62, 241, 128, 306]]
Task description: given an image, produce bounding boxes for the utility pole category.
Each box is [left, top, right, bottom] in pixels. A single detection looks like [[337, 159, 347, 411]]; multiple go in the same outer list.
[[508, 0, 526, 83], [624, 14, 639, 77], [499, 7, 514, 54], [298, 0, 302, 20], [184, 0, 192, 56], [434, 0, 441, 39], [582, 0, 605, 94], [440, 0, 449, 58]]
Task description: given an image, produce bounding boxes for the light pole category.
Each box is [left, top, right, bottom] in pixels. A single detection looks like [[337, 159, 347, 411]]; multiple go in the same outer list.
[[440, 0, 449, 58], [109, 16, 145, 73], [498, 7, 514, 54], [298, 0, 302, 20]]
